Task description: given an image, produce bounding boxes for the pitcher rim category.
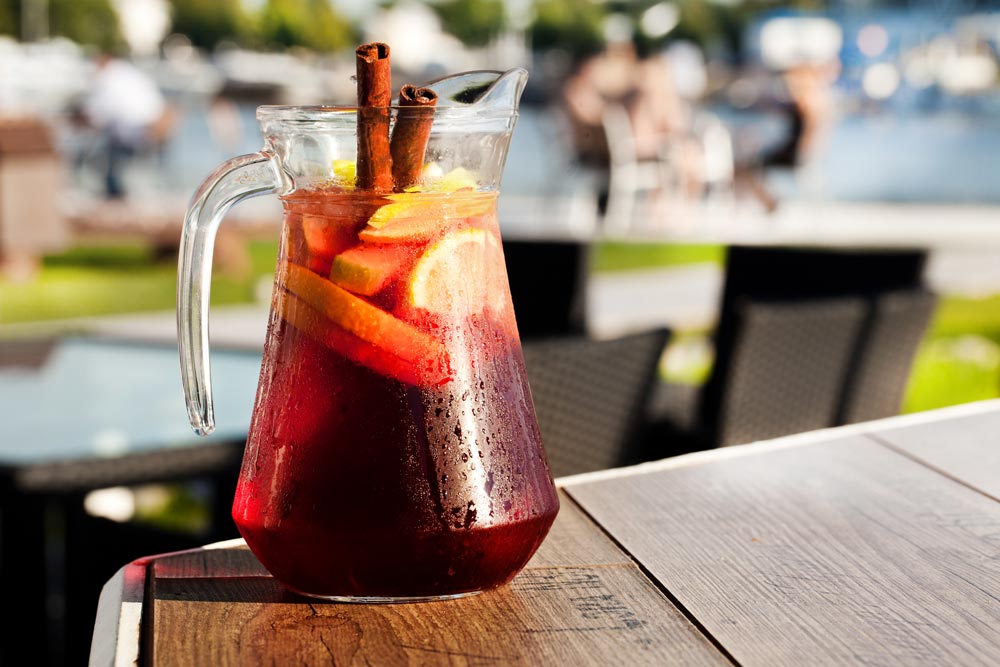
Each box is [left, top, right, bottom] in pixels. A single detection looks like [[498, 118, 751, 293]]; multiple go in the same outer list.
[[257, 105, 520, 124]]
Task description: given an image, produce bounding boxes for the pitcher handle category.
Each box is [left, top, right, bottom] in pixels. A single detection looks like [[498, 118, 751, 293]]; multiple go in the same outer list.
[[178, 152, 282, 435]]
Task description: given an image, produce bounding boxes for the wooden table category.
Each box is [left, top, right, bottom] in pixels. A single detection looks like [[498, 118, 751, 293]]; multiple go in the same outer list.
[[91, 400, 1000, 666]]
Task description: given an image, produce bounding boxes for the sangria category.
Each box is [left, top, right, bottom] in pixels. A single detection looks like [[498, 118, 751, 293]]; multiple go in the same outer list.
[[233, 182, 559, 599], [178, 43, 558, 601]]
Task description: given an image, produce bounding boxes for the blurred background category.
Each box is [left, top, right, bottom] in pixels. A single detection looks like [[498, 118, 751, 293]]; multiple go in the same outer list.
[[1, 0, 999, 663], [2, 0, 999, 407]]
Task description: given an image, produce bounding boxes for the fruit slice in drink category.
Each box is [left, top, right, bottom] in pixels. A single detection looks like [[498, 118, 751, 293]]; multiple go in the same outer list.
[[284, 212, 359, 275], [407, 227, 491, 314], [359, 192, 495, 243], [280, 263, 450, 385], [403, 225, 515, 332], [328, 244, 413, 296]]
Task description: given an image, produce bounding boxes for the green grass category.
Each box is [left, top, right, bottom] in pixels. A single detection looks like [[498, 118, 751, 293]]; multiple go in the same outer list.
[[592, 243, 724, 272], [904, 336, 1000, 413], [0, 241, 280, 324], [902, 295, 1000, 413], [929, 294, 1000, 341]]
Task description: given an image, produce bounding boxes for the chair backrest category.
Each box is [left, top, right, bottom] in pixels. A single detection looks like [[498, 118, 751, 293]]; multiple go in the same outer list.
[[701, 296, 868, 447], [838, 289, 938, 424], [503, 240, 588, 338], [699, 247, 933, 447], [522, 329, 670, 477]]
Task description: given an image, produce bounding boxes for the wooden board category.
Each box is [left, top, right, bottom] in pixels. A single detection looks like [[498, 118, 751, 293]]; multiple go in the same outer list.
[[868, 409, 1000, 501], [564, 434, 1000, 667], [145, 493, 731, 667]]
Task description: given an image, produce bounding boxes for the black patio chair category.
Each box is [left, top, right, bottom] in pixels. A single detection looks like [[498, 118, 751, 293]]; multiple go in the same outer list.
[[837, 288, 938, 424], [647, 247, 935, 454], [522, 328, 670, 477]]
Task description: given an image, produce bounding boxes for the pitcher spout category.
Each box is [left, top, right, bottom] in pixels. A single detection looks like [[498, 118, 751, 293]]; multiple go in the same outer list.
[[423, 68, 528, 112]]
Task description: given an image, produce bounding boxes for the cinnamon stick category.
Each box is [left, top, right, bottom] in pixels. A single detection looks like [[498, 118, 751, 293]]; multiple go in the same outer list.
[[390, 84, 438, 191], [355, 42, 393, 192]]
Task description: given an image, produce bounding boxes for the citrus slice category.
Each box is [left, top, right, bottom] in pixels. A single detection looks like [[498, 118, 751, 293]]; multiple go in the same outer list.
[[363, 196, 445, 234], [359, 192, 496, 244], [279, 291, 442, 387], [404, 166, 479, 193], [329, 244, 412, 296], [429, 167, 478, 192], [331, 159, 357, 188], [281, 263, 450, 384], [407, 228, 504, 315]]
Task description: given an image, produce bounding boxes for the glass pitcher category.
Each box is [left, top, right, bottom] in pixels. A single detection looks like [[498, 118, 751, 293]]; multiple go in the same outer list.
[[177, 69, 559, 601]]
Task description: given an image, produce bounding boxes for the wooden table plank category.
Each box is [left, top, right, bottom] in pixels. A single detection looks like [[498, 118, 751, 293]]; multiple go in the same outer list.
[[564, 434, 1000, 667], [868, 408, 1000, 501], [145, 492, 732, 667]]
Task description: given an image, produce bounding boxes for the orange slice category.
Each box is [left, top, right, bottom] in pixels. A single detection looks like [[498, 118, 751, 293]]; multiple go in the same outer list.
[[279, 291, 443, 387], [281, 263, 450, 384]]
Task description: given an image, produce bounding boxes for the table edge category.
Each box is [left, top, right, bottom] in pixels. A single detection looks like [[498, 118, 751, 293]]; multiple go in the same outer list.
[[557, 399, 1000, 488], [89, 539, 247, 667]]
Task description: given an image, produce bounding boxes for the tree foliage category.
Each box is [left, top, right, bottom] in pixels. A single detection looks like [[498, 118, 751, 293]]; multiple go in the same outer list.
[[431, 0, 506, 47], [0, 0, 122, 49], [0, 0, 15, 36], [254, 0, 355, 52], [529, 0, 605, 58], [168, 0, 247, 50], [50, 0, 123, 50]]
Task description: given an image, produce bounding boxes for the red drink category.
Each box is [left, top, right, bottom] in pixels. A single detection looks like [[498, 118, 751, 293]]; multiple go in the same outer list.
[[233, 188, 560, 600]]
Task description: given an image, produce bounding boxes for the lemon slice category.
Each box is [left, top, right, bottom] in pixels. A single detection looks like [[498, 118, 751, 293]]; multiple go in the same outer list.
[[360, 192, 496, 243], [365, 194, 433, 229], [405, 166, 479, 193], [407, 228, 495, 314], [331, 159, 357, 188], [430, 167, 478, 192]]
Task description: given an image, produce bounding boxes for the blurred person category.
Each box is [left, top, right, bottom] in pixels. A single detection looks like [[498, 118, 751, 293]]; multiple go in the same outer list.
[[83, 53, 172, 199], [737, 59, 840, 212], [561, 41, 638, 170], [562, 39, 704, 208]]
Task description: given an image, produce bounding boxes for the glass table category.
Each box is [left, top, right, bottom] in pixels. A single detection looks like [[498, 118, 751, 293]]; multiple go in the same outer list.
[[0, 335, 262, 666]]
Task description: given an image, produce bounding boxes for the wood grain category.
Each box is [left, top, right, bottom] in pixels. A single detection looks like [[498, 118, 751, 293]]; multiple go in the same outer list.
[[153, 545, 269, 579], [867, 408, 1000, 500], [565, 434, 1000, 667], [146, 491, 730, 666], [525, 492, 633, 567]]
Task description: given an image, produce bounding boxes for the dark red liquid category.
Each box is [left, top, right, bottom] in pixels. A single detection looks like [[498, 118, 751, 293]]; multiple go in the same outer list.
[[233, 191, 559, 599]]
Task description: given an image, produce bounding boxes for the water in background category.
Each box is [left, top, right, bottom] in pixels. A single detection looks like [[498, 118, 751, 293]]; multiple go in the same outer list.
[[124, 99, 1000, 204]]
